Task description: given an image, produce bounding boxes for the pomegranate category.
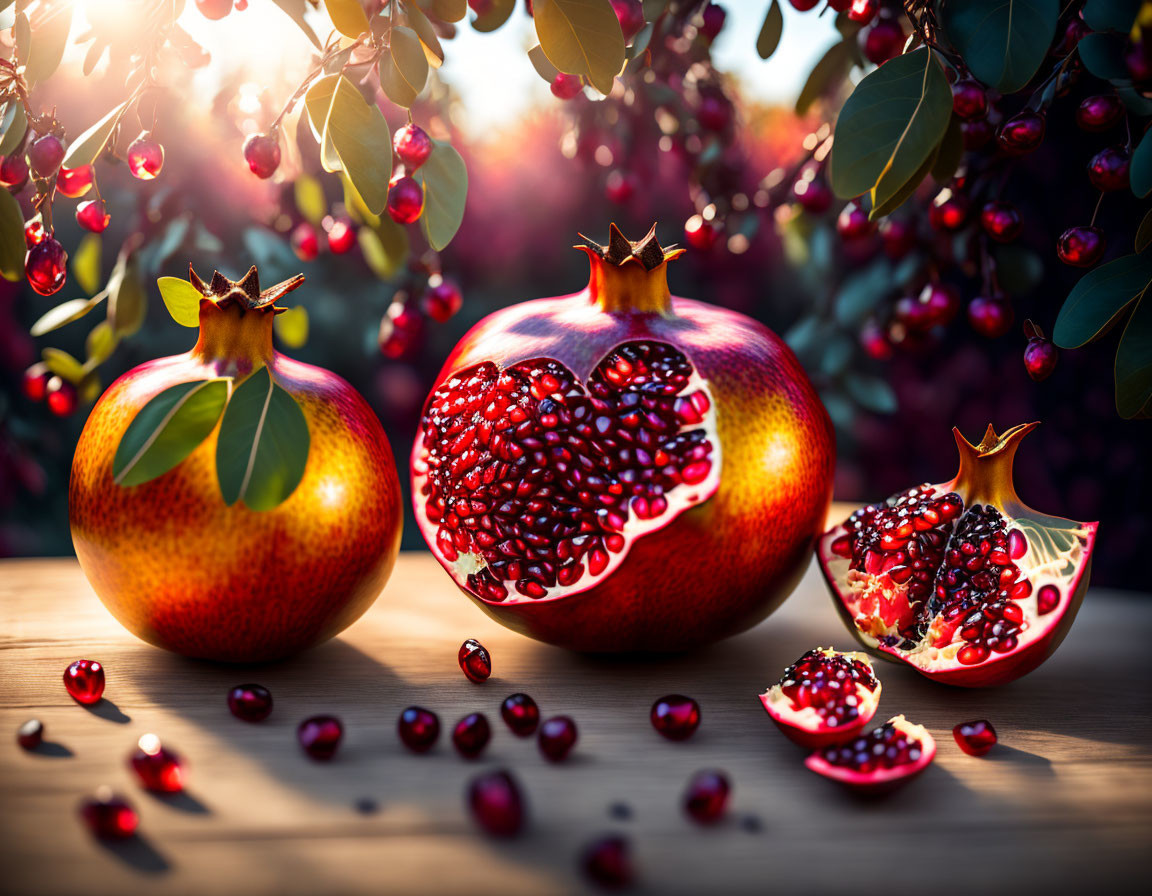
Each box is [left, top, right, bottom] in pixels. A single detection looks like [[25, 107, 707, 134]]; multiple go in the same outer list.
[[410, 226, 834, 651], [953, 719, 997, 756], [69, 267, 402, 661], [759, 647, 881, 748], [817, 423, 1097, 686], [805, 715, 935, 792]]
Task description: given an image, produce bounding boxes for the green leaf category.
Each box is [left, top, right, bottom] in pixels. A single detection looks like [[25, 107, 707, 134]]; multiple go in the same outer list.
[[158, 276, 203, 327], [274, 306, 309, 349], [108, 250, 147, 337], [1077, 33, 1129, 81], [1082, 0, 1140, 32], [359, 217, 409, 278], [295, 174, 327, 225], [73, 233, 102, 294], [428, 0, 467, 22], [380, 25, 429, 108], [845, 373, 898, 414], [63, 99, 133, 169], [24, 4, 73, 86], [304, 76, 343, 173], [528, 44, 561, 83], [992, 244, 1044, 296], [41, 347, 85, 384], [830, 48, 952, 203], [85, 319, 118, 365], [1115, 288, 1152, 418], [270, 0, 322, 48], [756, 1, 783, 60], [930, 116, 964, 184], [1117, 85, 1152, 117], [323, 75, 393, 213], [1053, 251, 1152, 349], [0, 103, 27, 157], [795, 41, 854, 116], [215, 367, 310, 511], [0, 188, 23, 282], [535, 0, 625, 96], [325, 0, 371, 38], [941, 0, 1057, 93], [1136, 209, 1152, 253], [471, 0, 516, 33], [416, 140, 467, 251], [113, 379, 230, 487], [30, 295, 105, 336], [1131, 128, 1152, 199], [405, 0, 445, 67], [835, 259, 894, 325]]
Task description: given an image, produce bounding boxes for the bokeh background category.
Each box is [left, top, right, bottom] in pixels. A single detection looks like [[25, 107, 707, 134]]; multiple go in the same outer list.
[[1, 2, 1148, 587]]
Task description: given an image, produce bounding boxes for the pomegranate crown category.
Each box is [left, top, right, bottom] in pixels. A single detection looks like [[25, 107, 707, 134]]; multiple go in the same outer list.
[[950, 421, 1038, 508], [577, 223, 685, 271], [188, 265, 304, 314]]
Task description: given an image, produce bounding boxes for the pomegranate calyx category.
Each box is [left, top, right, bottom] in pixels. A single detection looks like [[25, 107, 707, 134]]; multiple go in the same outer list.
[[188, 264, 305, 314], [949, 422, 1037, 510], [578, 223, 685, 315]]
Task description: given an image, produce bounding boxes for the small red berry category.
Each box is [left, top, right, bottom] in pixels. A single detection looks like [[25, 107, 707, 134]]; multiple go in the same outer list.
[[57, 164, 94, 197], [228, 683, 273, 722], [1087, 146, 1131, 192], [979, 200, 1021, 242], [860, 320, 892, 360], [27, 134, 65, 178], [24, 217, 46, 248], [398, 706, 440, 753], [76, 199, 110, 233], [696, 95, 732, 132], [17, 719, 44, 750], [242, 132, 281, 179], [298, 715, 343, 760], [862, 19, 905, 65], [1055, 16, 1089, 55], [1024, 336, 1058, 381], [64, 659, 105, 704], [928, 191, 969, 232], [452, 713, 492, 759], [953, 719, 997, 756], [127, 133, 164, 180], [684, 214, 720, 251], [387, 174, 424, 224], [379, 301, 423, 358], [290, 222, 320, 261], [421, 278, 462, 322], [130, 734, 186, 792], [25, 237, 68, 296], [650, 694, 701, 741], [1076, 95, 1124, 132], [604, 169, 637, 204], [879, 217, 916, 258], [997, 111, 1045, 155], [700, 3, 726, 40], [196, 0, 233, 19], [896, 282, 960, 331], [1057, 226, 1106, 267], [847, 0, 878, 25], [683, 770, 730, 824], [611, 0, 645, 43], [468, 770, 525, 837], [793, 176, 832, 214], [501, 693, 540, 737], [837, 202, 873, 240], [458, 638, 492, 683], [79, 788, 138, 840], [951, 79, 987, 120], [961, 118, 994, 150], [551, 72, 584, 100], [46, 376, 78, 416], [967, 296, 1014, 338], [22, 363, 51, 401], [789, 0, 820, 10], [325, 217, 356, 254], [0, 153, 29, 188], [393, 123, 433, 170], [1125, 39, 1152, 84], [538, 715, 578, 762], [582, 835, 634, 889]]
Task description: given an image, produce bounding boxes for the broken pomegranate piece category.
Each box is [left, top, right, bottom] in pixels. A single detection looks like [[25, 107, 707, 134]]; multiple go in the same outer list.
[[760, 647, 881, 748], [805, 715, 936, 792]]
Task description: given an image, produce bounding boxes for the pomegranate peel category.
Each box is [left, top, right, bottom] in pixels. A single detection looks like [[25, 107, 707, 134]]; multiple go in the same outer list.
[[805, 715, 936, 793], [817, 423, 1097, 687], [760, 647, 881, 748]]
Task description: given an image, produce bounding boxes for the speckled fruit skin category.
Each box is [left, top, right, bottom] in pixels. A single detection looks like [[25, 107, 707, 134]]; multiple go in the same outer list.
[[411, 234, 834, 652], [70, 279, 402, 662]]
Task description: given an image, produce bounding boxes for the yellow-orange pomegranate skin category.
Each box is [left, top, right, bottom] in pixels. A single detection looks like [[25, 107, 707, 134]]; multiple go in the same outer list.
[[70, 282, 402, 662]]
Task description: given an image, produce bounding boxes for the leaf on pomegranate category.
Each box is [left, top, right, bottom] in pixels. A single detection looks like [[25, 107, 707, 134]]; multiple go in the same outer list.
[[794, 40, 854, 116], [830, 48, 952, 206], [325, 0, 371, 38], [320, 76, 393, 214], [108, 250, 147, 338], [1115, 289, 1152, 418], [294, 174, 327, 226], [41, 347, 86, 384], [930, 116, 964, 184], [1053, 251, 1152, 349], [85, 320, 118, 367], [870, 143, 938, 220], [1081, 0, 1141, 32], [992, 244, 1044, 296], [835, 259, 894, 325], [428, 0, 467, 22], [72, 234, 102, 295], [274, 306, 309, 349], [534, 0, 625, 95], [1130, 128, 1152, 199], [381, 26, 429, 108], [1136, 209, 1152, 253], [30, 295, 106, 337], [157, 276, 203, 328], [113, 379, 231, 488], [62, 98, 133, 169], [0, 102, 27, 157], [471, 0, 516, 33], [269, 0, 322, 48], [1077, 32, 1129, 81], [304, 76, 343, 174], [0, 187, 23, 282], [359, 220, 409, 279], [24, 2, 73, 86], [404, 1, 445, 68], [756, 0, 783, 60], [528, 44, 561, 83], [941, 0, 1057, 93], [215, 367, 310, 512], [416, 140, 468, 251]]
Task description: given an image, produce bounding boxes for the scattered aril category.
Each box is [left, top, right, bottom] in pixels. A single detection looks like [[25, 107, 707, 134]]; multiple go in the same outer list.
[[297, 715, 343, 761], [760, 647, 881, 748], [130, 734, 185, 792], [1057, 226, 1106, 268], [63, 659, 105, 704], [538, 715, 578, 762], [458, 638, 492, 683], [17, 719, 44, 750], [386, 174, 424, 224], [243, 132, 281, 179], [683, 769, 730, 824], [1076, 95, 1124, 132], [501, 693, 540, 737], [76, 200, 110, 234], [452, 713, 491, 759], [228, 683, 273, 722], [468, 769, 525, 837], [1087, 147, 1131, 192], [127, 133, 165, 180], [650, 694, 701, 741], [46, 377, 78, 417], [953, 719, 997, 756], [79, 788, 138, 839], [806, 715, 936, 793], [398, 706, 440, 753], [581, 834, 634, 889], [847, 0, 879, 25], [25, 237, 68, 296], [27, 134, 66, 178], [393, 123, 433, 170]]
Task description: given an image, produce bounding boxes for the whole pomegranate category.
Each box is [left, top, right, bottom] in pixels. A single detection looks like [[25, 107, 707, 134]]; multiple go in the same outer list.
[[411, 226, 834, 652], [817, 423, 1097, 686], [70, 267, 402, 661]]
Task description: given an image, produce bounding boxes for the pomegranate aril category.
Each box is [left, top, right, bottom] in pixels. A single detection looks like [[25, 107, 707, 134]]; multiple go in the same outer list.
[[79, 788, 138, 839], [582, 834, 634, 889], [452, 712, 491, 759], [458, 638, 492, 683], [650, 694, 701, 741], [468, 769, 525, 837], [130, 734, 185, 792], [17, 719, 44, 750], [1036, 584, 1060, 615], [398, 706, 440, 753], [63, 659, 105, 704], [298, 715, 343, 760], [501, 692, 540, 736], [953, 719, 997, 756], [683, 769, 729, 825], [538, 715, 578, 762], [228, 683, 273, 722]]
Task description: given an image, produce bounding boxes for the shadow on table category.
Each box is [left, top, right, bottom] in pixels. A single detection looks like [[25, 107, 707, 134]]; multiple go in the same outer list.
[[98, 834, 170, 874]]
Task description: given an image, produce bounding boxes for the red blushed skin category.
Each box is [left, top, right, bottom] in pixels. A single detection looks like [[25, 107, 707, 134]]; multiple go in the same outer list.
[[412, 245, 835, 652], [70, 285, 403, 662]]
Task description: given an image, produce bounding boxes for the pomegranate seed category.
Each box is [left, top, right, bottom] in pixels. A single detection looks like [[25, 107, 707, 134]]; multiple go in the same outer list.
[[57, 164, 94, 198], [387, 174, 424, 223], [792, 176, 832, 214], [929, 192, 969, 232], [242, 132, 281, 179], [468, 769, 525, 837], [953, 719, 997, 756], [501, 693, 540, 737], [581, 834, 634, 889], [452, 712, 491, 759], [847, 0, 878, 24], [979, 201, 1020, 243], [130, 734, 185, 792], [458, 638, 492, 683], [1037, 584, 1060, 615], [24, 217, 46, 248], [683, 769, 730, 824], [79, 788, 138, 839], [1007, 529, 1027, 559], [538, 715, 578, 762], [63, 659, 105, 704], [126, 133, 165, 180], [398, 706, 440, 753], [17, 719, 44, 750], [968, 296, 1014, 339], [393, 123, 433, 170], [650, 694, 701, 741], [228, 683, 273, 722], [196, 0, 233, 19], [297, 715, 343, 760]]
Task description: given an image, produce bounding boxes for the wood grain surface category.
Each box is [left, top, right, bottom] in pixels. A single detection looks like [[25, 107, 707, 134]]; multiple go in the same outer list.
[[1, 531, 1150, 896]]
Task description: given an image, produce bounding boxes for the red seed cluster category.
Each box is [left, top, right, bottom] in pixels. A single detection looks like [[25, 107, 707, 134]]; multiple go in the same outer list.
[[820, 720, 923, 772], [778, 649, 877, 728]]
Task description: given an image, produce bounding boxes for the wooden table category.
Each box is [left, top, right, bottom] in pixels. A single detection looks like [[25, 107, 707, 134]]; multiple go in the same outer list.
[[2, 541, 1150, 895]]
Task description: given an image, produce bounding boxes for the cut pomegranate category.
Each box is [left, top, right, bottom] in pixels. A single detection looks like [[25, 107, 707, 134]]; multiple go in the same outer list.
[[817, 423, 1097, 686], [650, 694, 701, 741], [398, 706, 440, 753], [683, 769, 729, 824], [458, 638, 492, 683], [17, 719, 44, 750], [298, 715, 343, 760], [228, 683, 273, 722], [582, 834, 634, 889], [501, 693, 540, 736], [63, 659, 105, 704], [79, 788, 138, 839], [468, 769, 525, 836], [452, 712, 491, 759], [759, 647, 881, 748], [538, 715, 578, 762], [805, 715, 935, 792], [953, 719, 997, 756], [129, 734, 185, 792]]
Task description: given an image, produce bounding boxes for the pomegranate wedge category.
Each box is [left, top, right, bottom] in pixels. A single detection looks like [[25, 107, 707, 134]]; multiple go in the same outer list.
[[806, 715, 935, 793], [760, 647, 881, 748]]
